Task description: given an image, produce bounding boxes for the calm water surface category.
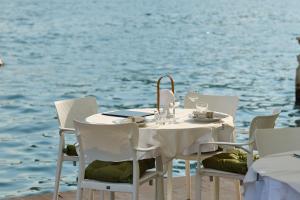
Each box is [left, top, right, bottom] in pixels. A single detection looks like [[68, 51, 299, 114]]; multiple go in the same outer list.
[[1, 0, 300, 198]]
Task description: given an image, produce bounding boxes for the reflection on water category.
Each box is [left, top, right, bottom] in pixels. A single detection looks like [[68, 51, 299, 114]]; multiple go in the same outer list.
[[1, 0, 300, 198]]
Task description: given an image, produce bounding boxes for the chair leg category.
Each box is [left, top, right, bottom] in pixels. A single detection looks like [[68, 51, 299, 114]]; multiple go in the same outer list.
[[99, 191, 104, 200], [109, 192, 115, 200], [87, 189, 94, 200], [53, 134, 65, 200], [155, 177, 158, 200], [167, 161, 173, 200], [76, 154, 84, 200], [155, 156, 164, 200], [213, 177, 220, 200], [155, 176, 164, 200], [76, 188, 83, 200], [132, 191, 138, 200], [195, 173, 202, 200], [185, 160, 191, 200], [235, 180, 242, 200]]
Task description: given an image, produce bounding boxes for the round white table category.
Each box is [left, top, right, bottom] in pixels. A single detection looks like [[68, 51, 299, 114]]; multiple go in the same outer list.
[[86, 108, 235, 159], [86, 108, 235, 200], [244, 151, 300, 200]]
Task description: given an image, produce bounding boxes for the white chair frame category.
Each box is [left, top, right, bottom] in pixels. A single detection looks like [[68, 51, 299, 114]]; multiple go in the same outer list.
[[176, 92, 239, 200], [184, 92, 239, 119], [53, 96, 98, 200], [74, 121, 165, 200], [255, 127, 300, 157], [195, 110, 280, 200]]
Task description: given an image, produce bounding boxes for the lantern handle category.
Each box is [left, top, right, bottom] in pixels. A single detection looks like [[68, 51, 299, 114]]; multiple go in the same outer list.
[[157, 75, 175, 111]]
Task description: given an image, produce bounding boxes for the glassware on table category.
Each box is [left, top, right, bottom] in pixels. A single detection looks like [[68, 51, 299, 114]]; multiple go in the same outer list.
[[154, 108, 166, 125], [188, 96, 198, 104], [196, 101, 208, 114], [159, 107, 168, 125], [154, 110, 160, 125], [168, 101, 180, 123]]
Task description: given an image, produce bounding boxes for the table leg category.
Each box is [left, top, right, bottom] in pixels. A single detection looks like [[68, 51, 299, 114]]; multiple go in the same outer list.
[[167, 161, 173, 200], [185, 160, 191, 200]]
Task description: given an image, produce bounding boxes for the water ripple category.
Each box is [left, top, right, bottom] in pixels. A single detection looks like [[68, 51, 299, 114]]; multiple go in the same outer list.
[[1, 0, 300, 198]]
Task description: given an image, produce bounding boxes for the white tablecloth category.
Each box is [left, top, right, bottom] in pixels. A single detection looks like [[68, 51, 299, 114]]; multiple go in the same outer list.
[[86, 108, 235, 160], [244, 151, 300, 200]]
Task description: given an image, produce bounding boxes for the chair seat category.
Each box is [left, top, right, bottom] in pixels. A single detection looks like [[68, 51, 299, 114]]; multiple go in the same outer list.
[[85, 158, 155, 183], [202, 149, 248, 175], [63, 144, 78, 156]]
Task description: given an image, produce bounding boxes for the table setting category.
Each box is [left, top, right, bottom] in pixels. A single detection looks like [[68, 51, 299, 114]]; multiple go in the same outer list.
[[86, 75, 235, 159], [84, 75, 236, 200]]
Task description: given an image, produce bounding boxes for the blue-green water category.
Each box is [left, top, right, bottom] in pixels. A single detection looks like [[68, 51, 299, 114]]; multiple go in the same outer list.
[[1, 0, 300, 198]]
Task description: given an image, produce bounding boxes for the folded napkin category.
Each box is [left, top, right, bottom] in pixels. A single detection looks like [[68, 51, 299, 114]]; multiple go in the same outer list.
[[160, 89, 175, 107]]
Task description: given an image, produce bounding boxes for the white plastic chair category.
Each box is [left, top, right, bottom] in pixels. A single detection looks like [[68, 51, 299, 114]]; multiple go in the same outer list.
[[177, 92, 239, 199], [184, 92, 239, 119], [74, 121, 165, 200], [53, 96, 98, 200], [255, 127, 300, 157], [195, 110, 280, 200]]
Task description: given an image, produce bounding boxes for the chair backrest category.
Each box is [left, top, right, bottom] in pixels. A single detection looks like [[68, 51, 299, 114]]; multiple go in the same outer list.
[[248, 109, 280, 140], [184, 92, 239, 119], [74, 121, 139, 164], [54, 96, 98, 129], [255, 127, 300, 157]]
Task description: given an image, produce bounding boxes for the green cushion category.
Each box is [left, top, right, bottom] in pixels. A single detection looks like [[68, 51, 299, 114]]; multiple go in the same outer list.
[[63, 144, 78, 156], [202, 149, 250, 175], [84, 158, 155, 183]]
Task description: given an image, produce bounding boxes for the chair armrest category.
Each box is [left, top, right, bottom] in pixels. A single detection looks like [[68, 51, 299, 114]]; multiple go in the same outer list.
[[199, 141, 254, 153], [59, 127, 75, 133], [200, 141, 252, 146], [135, 146, 159, 152]]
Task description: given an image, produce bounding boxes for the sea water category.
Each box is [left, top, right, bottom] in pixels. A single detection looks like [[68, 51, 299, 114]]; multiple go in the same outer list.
[[1, 0, 300, 198]]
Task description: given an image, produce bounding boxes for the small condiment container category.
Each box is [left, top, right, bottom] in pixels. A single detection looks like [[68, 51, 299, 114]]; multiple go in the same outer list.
[[206, 111, 214, 119]]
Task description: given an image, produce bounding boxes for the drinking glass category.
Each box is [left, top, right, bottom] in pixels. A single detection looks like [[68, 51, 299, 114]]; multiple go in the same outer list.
[[168, 102, 176, 123], [188, 96, 198, 103], [196, 102, 208, 113], [159, 107, 168, 125], [154, 110, 160, 125]]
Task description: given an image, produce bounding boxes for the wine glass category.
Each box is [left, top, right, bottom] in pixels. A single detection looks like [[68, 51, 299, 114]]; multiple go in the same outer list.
[[159, 107, 168, 125], [188, 96, 198, 104], [188, 95, 198, 102], [196, 101, 208, 113], [154, 110, 160, 124]]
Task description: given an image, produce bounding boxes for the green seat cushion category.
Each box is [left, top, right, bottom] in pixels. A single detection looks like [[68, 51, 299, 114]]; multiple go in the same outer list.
[[84, 158, 155, 183], [202, 149, 250, 175], [63, 144, 78, 156]]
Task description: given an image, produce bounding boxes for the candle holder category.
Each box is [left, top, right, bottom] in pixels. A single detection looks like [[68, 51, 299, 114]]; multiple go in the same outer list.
[[156, 75, 174, 111]]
